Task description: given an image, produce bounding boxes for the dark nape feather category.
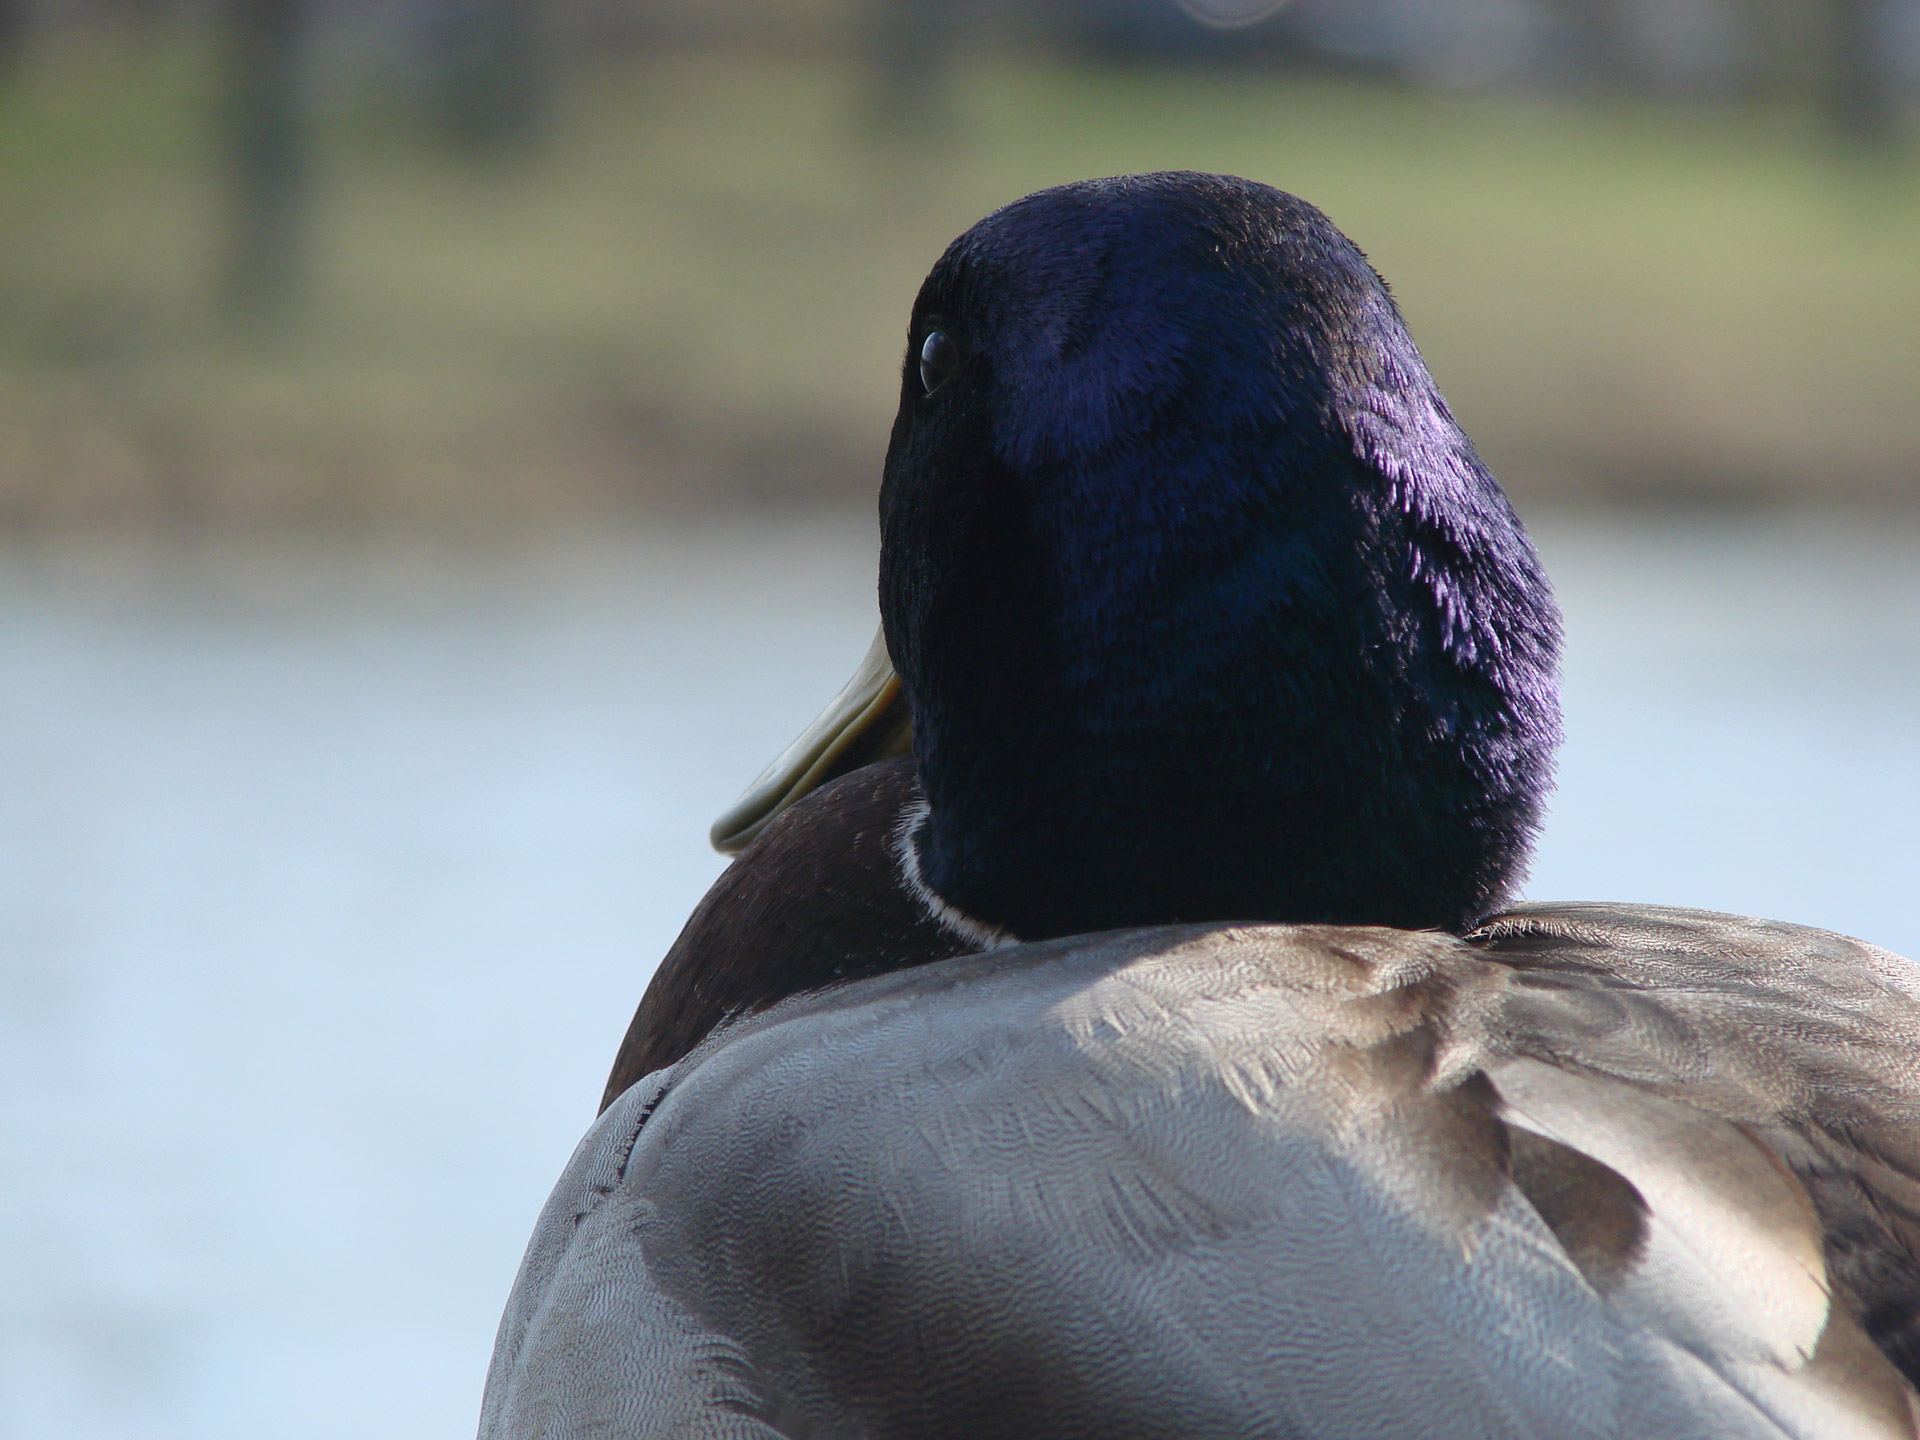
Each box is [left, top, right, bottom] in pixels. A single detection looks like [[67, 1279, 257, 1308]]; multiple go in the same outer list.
[[602, 758, 965, 1111], [1473, 901, 1920, 1390]]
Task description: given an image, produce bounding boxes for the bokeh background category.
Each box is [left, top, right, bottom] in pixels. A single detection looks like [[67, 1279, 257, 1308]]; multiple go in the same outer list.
[[1, 3, 1917, 1436]]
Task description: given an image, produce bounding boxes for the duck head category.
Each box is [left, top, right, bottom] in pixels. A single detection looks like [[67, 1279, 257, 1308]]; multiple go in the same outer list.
[[726, 172, 1561, 939]]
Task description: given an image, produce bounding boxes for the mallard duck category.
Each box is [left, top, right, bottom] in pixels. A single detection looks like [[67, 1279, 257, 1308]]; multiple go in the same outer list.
[[479, 173, 1920, 1439]]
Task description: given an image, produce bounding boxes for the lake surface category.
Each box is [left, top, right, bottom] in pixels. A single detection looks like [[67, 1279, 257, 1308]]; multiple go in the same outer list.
[[2, 509, 1917, 1439]]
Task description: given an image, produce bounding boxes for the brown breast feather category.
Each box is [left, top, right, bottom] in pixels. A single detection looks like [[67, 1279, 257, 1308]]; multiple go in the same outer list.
[[601, 757, 969, 1112]]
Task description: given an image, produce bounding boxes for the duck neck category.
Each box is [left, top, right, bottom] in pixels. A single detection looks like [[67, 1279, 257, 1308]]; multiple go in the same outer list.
[[882, 426, 1559, 942]]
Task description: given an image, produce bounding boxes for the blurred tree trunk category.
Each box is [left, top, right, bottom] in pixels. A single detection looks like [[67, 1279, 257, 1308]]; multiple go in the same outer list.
[[1748, 0, 1824, 103], [0, 0, 30, 75], [121, 0, 169, 33], [1829, 0, 1898, 146], [862, 0, 962, 132], [1557, 0, 1636, 89], [429, 0, 546, 155], [222, 0, 310, 318]]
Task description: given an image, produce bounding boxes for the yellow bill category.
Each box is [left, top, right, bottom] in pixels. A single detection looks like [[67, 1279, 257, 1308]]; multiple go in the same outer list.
[[709, 625, 913, 854]]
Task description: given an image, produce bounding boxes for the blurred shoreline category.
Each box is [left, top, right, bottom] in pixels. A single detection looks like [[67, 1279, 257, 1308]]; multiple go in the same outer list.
[[0, 20, 1913, 530]]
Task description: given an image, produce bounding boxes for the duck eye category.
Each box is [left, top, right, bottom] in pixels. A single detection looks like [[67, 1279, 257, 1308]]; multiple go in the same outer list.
[[918, 330, 961, 397]]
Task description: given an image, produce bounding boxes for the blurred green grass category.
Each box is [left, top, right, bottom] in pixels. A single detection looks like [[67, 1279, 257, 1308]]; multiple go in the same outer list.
[[0, 29, 1915, 527]]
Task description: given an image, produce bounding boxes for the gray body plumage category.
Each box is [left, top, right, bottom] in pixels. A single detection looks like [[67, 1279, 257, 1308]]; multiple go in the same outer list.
[[479, 903, 1920, 1439]]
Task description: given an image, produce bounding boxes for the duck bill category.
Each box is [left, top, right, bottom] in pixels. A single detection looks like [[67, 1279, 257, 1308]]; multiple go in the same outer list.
[[709, 625, 913, 854]]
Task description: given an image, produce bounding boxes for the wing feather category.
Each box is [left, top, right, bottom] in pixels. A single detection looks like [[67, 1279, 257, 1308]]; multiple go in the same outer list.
[[482, 913, 1920, 1437]]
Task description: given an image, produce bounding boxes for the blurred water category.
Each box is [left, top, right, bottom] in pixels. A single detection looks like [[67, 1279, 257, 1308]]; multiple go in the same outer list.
[[1, 509, 1917, 1440]]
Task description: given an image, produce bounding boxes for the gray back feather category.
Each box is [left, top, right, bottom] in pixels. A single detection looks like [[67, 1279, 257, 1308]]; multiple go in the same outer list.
[[480, 906, 1920, 1439]]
